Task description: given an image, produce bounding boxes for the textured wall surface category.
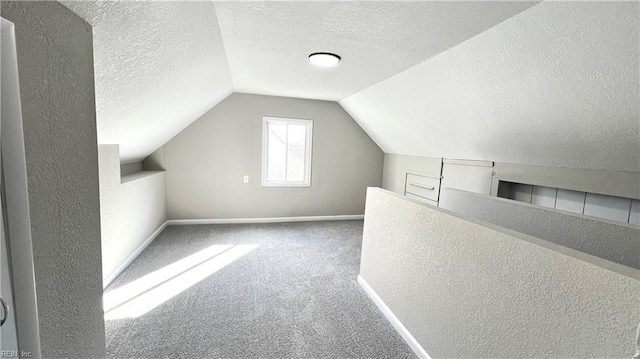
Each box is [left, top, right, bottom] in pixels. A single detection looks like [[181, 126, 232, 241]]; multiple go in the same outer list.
[[342, 2, 640, 172], [98, 145, 166, 282], [164, 93, 383, 219], [60, 1, 234, 163], [381, 154, 441, 195], [360, 188, 640, 358], [439, 188, 640, 269], [1, 1, 106, 357]]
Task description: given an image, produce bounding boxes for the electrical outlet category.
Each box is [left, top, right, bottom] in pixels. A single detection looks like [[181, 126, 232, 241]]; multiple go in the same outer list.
[[243, 175, 249, 183]]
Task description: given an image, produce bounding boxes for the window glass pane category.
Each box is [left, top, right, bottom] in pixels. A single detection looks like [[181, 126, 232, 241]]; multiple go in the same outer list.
[[263, 117, 312, 186], [267, 123, 286, 181], [286, 124, 306, 182]]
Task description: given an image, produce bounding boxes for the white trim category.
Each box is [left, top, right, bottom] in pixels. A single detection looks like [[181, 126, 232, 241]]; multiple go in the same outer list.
[[103, 221, 167, 289], [442, 158, 494, 167], [262, 116, 313, 187], [167, 215, 364, 226], [357, 275, 432, 359]]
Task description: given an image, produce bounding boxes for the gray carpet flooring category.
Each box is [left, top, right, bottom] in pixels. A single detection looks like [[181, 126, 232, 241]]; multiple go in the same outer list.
[[104, 220, 416, 359]]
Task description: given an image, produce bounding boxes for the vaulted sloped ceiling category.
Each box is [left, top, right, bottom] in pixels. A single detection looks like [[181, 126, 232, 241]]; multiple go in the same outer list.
[[60, 1, 539, 163], [340, 1, 640, 172], [60, 2, 637, 172], [214, 1, 539, 101], [60, 1, 234, 163]]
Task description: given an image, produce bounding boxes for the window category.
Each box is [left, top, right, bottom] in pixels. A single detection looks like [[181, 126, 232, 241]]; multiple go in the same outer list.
[[262, 117, 313, 187]]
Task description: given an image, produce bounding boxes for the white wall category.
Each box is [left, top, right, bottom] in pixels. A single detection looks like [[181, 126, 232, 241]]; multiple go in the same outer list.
[[163, 93, 383, 220], [99, 145, 166, 285], [342, 2, 639, 172], [360, 188, 640, 358], [439, 188, 640, 269], [1, 2, 106, 357]]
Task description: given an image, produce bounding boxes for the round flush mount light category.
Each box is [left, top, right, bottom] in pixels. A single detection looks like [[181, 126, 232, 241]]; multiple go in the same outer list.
[[308, 52, 341, 67]]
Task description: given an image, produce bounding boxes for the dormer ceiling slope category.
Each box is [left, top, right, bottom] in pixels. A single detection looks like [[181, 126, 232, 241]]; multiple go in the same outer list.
[[60, 1, 539, 163], [340, 1, 640, 172], [61, 1, 234, 163]]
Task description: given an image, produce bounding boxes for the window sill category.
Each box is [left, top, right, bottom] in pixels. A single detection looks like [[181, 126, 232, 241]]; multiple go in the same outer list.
[[262, 182, 311, 188]]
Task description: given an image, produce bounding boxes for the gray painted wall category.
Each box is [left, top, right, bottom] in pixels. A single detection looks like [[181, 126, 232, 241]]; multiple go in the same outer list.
[[1, 1, 106, 357], [120, 161, 142, 176], [142, 146, 165, 171], [163, 93, 383, 219], [99, 145, 166, 284], [439, 188, 640, 269], [360, 188, 640, 358]]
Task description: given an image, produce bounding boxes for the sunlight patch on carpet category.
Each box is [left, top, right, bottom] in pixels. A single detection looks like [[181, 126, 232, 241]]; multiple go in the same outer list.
[[104, 244, 258, 320]]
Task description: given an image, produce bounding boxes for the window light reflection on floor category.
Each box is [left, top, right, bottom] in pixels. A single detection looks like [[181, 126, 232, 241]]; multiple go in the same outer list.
[[104, 244, 259, 320], [104, 244, 234, 312]]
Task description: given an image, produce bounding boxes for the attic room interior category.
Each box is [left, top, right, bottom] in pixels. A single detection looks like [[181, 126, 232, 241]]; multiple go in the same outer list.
[[0, 0, 638, 358]]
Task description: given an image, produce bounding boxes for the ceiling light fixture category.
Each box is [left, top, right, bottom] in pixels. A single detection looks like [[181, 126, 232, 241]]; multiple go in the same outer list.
[[308, 52, 341, 67]]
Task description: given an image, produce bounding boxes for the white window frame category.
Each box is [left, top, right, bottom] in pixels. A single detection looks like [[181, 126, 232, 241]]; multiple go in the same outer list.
[[261, 116, 313, 187]]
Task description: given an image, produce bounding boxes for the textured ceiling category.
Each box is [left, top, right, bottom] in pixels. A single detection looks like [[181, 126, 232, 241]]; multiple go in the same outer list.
[[341, 1, 640, 172], [60, 1, 638, 172], [60, 1, 539, 162], [61, 1, 233, 163], [215, 1, 539, 101]]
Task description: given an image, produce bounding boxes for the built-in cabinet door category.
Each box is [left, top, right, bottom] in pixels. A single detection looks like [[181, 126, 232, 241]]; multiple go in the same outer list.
[[441, 159, 494, 196], [404, 172, 441, 205]]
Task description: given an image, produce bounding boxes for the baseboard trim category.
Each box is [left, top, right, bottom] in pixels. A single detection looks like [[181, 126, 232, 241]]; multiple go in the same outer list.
[[357, 275, 431, 359], [167, 215, 364, 225], [103, 221, 168, 289]]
